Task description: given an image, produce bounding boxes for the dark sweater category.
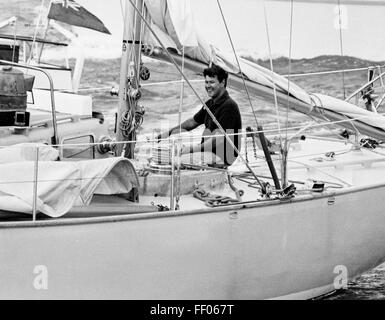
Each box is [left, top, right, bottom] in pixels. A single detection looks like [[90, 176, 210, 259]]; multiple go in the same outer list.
[[193, 90, 242, 165]]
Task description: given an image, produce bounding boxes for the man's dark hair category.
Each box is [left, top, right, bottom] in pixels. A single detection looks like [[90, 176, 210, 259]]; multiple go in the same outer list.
[[203, 64, 228, 87]]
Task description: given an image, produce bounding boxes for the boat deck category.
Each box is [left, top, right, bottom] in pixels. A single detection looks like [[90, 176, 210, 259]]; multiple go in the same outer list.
[[1, 137, 385, 222]]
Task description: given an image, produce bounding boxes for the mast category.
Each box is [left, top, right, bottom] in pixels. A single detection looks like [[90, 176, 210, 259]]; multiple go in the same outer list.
[[115, 0, 144, 158]]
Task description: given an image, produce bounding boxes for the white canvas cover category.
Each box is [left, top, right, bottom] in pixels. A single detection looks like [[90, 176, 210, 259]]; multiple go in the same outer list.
[[0, 144, 139, 217], [0, 143, 59, 163]]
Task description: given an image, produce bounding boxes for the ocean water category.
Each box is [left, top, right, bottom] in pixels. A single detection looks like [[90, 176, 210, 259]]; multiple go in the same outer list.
[[325, 264, 385, 300], [3, 0, 385, 300]]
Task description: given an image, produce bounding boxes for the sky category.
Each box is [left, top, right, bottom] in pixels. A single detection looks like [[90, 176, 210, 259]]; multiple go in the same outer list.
[[190, 0, 385, 61], [6, 0, 385, 61], [71, 0, 385, 61], [270, 0, 385, 5]]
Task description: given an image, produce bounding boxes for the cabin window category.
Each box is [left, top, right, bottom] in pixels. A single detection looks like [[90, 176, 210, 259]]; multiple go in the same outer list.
[[61, 135, 95, 159]]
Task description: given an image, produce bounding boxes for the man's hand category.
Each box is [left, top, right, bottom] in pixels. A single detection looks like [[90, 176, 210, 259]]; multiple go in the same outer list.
[[156, 131, 170, 142], [180, 145, 192, 155]]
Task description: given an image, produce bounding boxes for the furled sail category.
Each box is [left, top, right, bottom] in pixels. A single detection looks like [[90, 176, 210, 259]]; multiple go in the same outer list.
[[139, 0, 385, 139]]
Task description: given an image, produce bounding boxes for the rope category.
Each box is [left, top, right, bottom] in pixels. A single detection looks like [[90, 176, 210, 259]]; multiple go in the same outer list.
[[27, 0, 46, 64], [288, 158, 352, 187], [193, 188, 240, 207], [216, 0, 260, 127], [77, 79, 204, 92], [178, 46, 186, 136], [135, 0, 145, 86], [285, 0, 294, 144], [119, 0, 125, 19], [337, 0, 346, 99], [174, 45, 186, 210], [153, 109, 384, 143], [284, 66, 385, 78], [262, 0, 283, 149], [11, 17, 18, 62], [119, 110, 135, 137]]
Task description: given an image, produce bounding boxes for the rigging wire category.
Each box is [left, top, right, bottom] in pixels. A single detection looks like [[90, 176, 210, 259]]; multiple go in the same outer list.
[[118, 0, 136, 143], [279, 0, 295, 187], [135, 0, 146, 86], [262, 0, 283, 149], [216, 0, 283, 190], [215, 0, 260, 128], [27, 0, 46, 65], [178, 46, 186, 136], [284, 65, 385, 78], [119, 0, 125, 19], [156, 111, 384, 142], [288, 158, 352, 186], [337, 0, 347, 99], [12, 17, 17, 63], [175, 45, 186, 210], [122, 0, 140, 140], [284, 0, 294, 145]]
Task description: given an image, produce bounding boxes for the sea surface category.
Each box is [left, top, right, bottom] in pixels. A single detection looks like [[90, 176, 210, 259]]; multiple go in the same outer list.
[[3, 0, 385, 300]]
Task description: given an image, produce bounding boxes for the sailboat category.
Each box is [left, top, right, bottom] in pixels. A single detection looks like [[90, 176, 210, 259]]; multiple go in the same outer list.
[[0, 0, 385, 300]]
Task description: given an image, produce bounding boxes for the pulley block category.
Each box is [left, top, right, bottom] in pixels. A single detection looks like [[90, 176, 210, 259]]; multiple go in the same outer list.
[[128, 88, 141, 100], [139, 65, 150, 81]]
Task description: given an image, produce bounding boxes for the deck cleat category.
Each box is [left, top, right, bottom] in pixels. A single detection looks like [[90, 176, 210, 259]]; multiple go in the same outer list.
[[280, 183, 296, 198], [261, 181, 273, 198]]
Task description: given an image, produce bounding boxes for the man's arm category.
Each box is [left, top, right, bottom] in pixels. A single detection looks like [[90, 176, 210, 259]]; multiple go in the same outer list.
[[157, 117, 200, 141]]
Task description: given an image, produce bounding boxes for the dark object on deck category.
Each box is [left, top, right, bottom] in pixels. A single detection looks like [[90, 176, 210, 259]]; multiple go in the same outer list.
[[360, 138, 379, 149], [0, 110, 30, 127], [0, 44, 19, 63], [0, 66, 32, 126], [247, 126, 281, 191], [311, 181, 325, 193], [281, 183, 296, 197]]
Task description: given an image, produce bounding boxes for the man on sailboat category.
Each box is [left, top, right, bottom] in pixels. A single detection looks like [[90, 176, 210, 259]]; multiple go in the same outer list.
[[157, 64, 242, 167]]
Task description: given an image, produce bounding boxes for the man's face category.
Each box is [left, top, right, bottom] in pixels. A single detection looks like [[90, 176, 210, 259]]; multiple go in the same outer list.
[[205, 75, 225, 99]]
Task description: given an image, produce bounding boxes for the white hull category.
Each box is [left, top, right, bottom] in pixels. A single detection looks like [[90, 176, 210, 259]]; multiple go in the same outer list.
[[1, 183, 384, 299]]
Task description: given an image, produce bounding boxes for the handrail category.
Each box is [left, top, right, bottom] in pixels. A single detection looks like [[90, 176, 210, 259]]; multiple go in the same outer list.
[[282, 65, 385, 78], [32, 146, 39, 221], [345, 71, 385, 103], [0, 59, 59, 144]]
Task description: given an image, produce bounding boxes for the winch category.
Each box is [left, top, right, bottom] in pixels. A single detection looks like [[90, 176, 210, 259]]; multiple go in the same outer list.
[[137, 145, 228, 197], [0, 65, 32, 126]]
